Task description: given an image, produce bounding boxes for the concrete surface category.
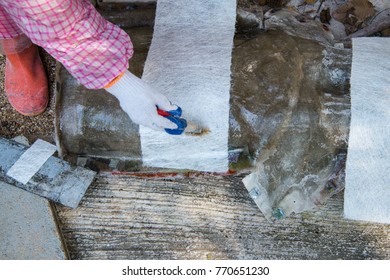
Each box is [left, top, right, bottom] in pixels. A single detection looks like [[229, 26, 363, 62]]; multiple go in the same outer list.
[[55, 172, 390, 260], [0, 181, 68, 260]]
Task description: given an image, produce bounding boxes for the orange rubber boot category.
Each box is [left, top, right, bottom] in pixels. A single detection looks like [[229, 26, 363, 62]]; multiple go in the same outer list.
[[4, 43, 48, 116]]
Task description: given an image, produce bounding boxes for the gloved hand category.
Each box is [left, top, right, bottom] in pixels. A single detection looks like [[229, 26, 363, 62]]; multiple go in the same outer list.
[[105, 70, 187, 134]]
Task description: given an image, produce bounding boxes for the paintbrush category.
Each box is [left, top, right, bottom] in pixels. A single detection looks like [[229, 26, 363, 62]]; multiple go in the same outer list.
[[157, 108, 209, 136], [184, 121, 210, 136]]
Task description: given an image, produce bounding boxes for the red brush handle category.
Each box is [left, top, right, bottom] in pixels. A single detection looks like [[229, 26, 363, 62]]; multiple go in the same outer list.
[[157, 108, 171, 117]]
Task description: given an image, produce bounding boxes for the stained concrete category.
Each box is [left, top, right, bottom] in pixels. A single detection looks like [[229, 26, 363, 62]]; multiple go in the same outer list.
[[55, 173, 390, 260]]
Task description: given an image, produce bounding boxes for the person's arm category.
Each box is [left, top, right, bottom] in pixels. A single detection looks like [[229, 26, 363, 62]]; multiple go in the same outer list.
[[1, 0, 185, 133], [105, 70, 187, 134]]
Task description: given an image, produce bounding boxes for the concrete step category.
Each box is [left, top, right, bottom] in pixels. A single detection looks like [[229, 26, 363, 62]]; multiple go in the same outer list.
[[0, 181, 68, 260]]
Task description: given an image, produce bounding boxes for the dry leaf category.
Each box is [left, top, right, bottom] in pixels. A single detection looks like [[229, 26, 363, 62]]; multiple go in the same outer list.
[[351, 0, 375, 22], [333, 0, 375, 22], [382, 27, 390, 37], [305, 0, 318, 4], [332, 2, 353, 22], [332, 0, 376, 34]]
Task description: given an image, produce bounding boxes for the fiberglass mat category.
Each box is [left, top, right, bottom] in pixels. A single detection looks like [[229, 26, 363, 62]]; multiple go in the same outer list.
[[344, 37, 390, 224], [139, 0, 236, 172]]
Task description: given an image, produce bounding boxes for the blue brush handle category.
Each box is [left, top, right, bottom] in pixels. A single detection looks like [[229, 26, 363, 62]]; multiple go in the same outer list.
[[157, 106, 187, 135]]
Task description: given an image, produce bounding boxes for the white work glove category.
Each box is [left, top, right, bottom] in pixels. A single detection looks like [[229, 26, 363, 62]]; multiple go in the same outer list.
[[105, 70, 186, 134]]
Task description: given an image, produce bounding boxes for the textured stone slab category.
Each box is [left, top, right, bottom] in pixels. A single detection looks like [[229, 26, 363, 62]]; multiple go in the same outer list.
[[6, 139, 57, 185], [0, 137, 96, 208]]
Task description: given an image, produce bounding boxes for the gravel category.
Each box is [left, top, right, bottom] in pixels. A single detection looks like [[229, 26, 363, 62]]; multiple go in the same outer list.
[[0, 49, 57, 144]]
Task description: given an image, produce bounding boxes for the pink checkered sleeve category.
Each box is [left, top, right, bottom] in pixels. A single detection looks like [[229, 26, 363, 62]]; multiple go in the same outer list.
[[0, 5, 32, 55], [0, 5, 24, 38], [0, 0, 134, 89]]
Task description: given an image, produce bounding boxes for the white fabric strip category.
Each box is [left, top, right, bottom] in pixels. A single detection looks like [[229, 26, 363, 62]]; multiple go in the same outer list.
[[139, 0, 236, 172], [6, 139, 57, 185], [344, 38, 390, 224]]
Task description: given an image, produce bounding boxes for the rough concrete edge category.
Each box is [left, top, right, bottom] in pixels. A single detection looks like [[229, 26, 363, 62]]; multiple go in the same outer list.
[[49, 201, 70, 260], [54, 61, 66, 159]]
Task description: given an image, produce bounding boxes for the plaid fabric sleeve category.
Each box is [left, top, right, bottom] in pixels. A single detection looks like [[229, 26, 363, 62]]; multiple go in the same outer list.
[[0, 5, 24, 38], [0, 5, 33, 54], [0, 0, 134, 89]]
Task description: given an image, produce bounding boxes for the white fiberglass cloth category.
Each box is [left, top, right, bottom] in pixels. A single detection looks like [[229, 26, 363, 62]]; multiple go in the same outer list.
[[139, 0, 236, 172], [344, 37, 390, 224], [6, 139, 57, 185]]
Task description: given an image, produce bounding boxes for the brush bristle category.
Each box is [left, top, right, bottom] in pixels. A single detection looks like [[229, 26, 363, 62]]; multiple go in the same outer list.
[[184, 122, 210, 136]]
